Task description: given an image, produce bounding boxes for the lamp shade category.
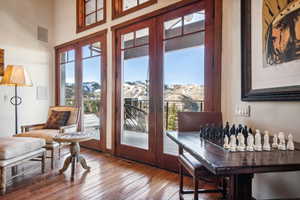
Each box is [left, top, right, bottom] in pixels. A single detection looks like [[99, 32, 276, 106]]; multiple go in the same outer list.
[[0, 65, 32, 86]]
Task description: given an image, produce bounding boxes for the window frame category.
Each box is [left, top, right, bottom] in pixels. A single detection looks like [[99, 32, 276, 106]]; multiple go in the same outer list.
[[76, 0, 107, 33], [112, 0, 157, 19], [55, 30, 108, 151], [111, 0, 222, 170]]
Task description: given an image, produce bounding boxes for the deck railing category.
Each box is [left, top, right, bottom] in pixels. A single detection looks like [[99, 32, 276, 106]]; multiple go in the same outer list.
[[64, 98, 204, 131], [124, 98, 204, 131]]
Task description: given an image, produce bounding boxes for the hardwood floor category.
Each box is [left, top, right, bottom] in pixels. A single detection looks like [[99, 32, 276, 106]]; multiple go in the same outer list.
[[0, 148, 221, 200]]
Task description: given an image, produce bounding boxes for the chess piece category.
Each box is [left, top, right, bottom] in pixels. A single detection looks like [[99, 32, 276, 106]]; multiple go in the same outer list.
[[278, 132, 286, 150], [224, 122, 230, 137], [272, 133, 278, 149], [238, 124, 243, 133], [242, 126, 248, 138], [254, 129, 262, 151], [223, 135, 230, 149], [287, 134, 295, 151], [237, 133, 246, 151], [246, 133, 254, 151], [229, 135, 237, 152], [249, 128, 253, 135], [263, 131, 271, 151], [230, 124, 236, 136]]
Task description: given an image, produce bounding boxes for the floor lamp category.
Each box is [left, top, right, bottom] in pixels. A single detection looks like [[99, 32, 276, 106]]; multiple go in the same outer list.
[[0, 65, 32, 134]]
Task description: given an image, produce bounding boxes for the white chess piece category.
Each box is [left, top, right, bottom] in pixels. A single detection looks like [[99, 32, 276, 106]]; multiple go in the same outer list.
[[272, 133, 278, 149], [278, 132, 286, 150], [254, 129, 262, 151], [246, 133, 254, 151], [229, 135, 237, 152], [287, 134, 295, 151], [223, 135, 230, 149], [237, 133, 245, 151], [263, 131, 271, 151]]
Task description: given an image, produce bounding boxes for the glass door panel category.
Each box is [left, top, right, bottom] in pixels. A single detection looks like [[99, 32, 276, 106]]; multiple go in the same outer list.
[[116, 19, 156, 164], [162, 10, 206, 156], [81, 42, 102, 142], [59, 49, 76, 106], [121, 28, 150, 150]]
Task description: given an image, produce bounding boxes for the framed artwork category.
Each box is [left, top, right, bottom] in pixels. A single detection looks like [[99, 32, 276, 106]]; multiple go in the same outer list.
[[0, 49, 4, 76], [241, 0, 300, 101]]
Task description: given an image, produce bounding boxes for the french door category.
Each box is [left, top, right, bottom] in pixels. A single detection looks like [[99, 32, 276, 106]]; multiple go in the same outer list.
[[115, 19, 157, 164], [115, 1, 216, 170], [56, 31, 107, 151]]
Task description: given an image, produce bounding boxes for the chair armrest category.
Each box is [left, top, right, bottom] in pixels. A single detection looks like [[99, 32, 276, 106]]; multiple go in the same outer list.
[[59, 124, 77, 133], [21, 124, 46, 132]]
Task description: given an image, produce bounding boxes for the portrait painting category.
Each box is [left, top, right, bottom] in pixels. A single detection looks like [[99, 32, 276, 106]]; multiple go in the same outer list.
[[0, 49, 4, 76], [263, 0, 300, 66], [241, 0, 300, 101]]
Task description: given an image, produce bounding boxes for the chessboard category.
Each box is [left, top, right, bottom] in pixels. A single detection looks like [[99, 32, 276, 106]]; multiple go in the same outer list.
[[199, 122, 298, 152]]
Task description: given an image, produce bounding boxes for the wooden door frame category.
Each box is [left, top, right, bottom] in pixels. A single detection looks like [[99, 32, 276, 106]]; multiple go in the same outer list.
[[114, 18, 157, 164], [55, 29, 108, 152], [111, 0, 222, 170], [155, 1, 208, 172]]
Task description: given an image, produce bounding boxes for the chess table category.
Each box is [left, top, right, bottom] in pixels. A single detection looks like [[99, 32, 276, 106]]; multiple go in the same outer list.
[[167, 131, 300, 200]]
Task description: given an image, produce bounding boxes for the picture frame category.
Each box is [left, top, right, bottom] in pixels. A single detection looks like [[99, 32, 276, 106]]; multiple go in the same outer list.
[[241, 0, 300, 101], [0, 49, 4, 76]]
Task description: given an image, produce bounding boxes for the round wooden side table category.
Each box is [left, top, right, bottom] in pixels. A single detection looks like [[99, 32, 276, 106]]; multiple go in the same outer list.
[[54, 132, 92, 181]]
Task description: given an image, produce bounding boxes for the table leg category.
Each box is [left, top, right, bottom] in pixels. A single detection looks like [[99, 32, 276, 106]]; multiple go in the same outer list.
[[78, 155, 90, 171], [59, 156, 72, 174], [59, 142, 90, 181], [227, 174, 253, 200], [71, 155, 76, 181]]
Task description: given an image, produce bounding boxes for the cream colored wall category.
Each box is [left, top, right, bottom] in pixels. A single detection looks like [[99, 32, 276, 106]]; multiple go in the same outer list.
[[222, 0, 300, 199], [0, 0, 54, 136], [53, 0, 182, 149]]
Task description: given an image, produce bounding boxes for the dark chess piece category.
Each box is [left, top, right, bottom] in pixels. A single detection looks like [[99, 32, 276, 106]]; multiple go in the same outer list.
[[242, 126, 248, 138], [224, 124, 230, 137], [230, 124, 236, 136], [235, 127, 239, 136], [238, 124, 243, 133], [225, 122, 230, 133], [249, 128, 253, 135]]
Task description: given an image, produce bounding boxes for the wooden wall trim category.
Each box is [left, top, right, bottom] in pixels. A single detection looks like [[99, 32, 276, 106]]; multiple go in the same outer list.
[[55, 29, 107, 50]]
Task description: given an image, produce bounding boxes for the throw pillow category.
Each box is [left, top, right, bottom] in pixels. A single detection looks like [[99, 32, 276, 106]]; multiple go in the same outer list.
[[44, 110, 71, 129]]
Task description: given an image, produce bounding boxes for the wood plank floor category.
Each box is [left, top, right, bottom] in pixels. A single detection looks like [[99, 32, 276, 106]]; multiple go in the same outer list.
[[0, 148, 221, 200]]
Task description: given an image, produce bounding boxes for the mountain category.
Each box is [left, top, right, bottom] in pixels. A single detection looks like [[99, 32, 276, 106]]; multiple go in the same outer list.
[[124, 81, 204, 101]]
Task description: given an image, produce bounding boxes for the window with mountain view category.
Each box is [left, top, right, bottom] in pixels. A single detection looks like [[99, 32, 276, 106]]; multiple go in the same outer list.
[[82, 41, 102, 140], [163, 11, 205, 155], [120, 27, 150, 150], [59, 49, 75, 106], [56, 32, 107, 151]]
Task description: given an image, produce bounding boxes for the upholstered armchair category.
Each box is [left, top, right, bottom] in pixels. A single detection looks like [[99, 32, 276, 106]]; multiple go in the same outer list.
[[16, 106, 80, 169]]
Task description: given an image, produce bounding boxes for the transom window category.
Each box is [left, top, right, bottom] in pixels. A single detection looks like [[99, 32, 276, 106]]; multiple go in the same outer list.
[[112, 0, 157, 19], [77, 0, 106, 33]]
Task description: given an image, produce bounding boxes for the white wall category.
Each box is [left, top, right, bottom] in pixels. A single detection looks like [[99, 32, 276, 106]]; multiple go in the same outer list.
[[222, 0, 300, 199], [53, 0, 182, 149], [0, 0, 54, 136]]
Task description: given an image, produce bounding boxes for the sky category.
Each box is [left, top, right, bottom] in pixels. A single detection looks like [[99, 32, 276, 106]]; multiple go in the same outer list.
[[64, 45, 204, 85]]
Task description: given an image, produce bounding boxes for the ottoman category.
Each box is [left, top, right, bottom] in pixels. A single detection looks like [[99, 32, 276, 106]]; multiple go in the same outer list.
[[0, 137, 46, 194]]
